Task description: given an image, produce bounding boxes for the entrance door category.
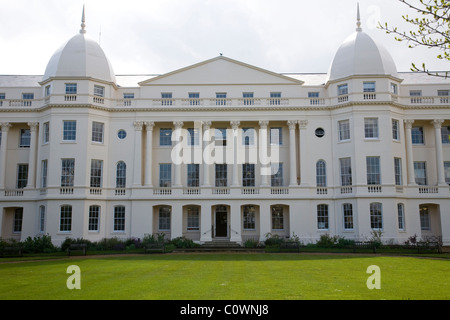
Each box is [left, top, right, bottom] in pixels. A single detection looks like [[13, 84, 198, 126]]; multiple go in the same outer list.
[[215, 206, 228, 237]]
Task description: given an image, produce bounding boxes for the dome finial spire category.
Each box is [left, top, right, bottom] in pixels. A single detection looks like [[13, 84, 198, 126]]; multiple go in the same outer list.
[[356, 2, 362, 32], [80, 5, 86, 34]]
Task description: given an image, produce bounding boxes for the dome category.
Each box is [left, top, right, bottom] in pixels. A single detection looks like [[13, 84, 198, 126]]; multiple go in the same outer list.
[[326, 7, 398, 83], [42, 9, 116, 83]]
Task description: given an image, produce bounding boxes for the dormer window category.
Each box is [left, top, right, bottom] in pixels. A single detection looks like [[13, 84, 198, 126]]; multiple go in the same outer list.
[[363, 82, 376, 92], [338, 84, 348, 96], [94, 85, 104, 97], [65, 83, 77, 95]]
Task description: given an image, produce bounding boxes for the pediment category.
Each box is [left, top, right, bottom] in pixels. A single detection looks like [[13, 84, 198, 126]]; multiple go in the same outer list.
[[139, 56, 304, 86]]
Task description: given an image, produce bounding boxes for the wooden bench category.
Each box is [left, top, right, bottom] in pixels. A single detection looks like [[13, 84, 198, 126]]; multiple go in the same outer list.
[[417, 241, 442, 254], [144, 243, 166, 254], [280, 241, 300, 253], [0, 246, 23, 257], [352, 241, 377, 253], [67, 244, 87, 256]]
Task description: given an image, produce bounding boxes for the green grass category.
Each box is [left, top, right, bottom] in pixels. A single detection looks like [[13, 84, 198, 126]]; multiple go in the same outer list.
[[0, 253, 449, 300]]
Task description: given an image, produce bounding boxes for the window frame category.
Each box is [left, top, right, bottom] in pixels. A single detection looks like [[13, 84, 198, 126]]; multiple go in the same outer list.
[[364, 118, 379, 139]]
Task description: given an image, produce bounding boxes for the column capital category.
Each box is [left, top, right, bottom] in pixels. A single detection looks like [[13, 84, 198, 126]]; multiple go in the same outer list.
[[298, 120, 308, 130], [404, 119, 415, 129], [287, 120, 297, 130], [28, 122, 39, 132], [230, 121, 240, 130], [144, 121, 155, 131], [431, 119, 444, 129], [173, 121, 184, 129], [259, 120, 269, 129], [133, 121, 144, 131], [0, 123, 12, 133], [202, 121, 212, 130]]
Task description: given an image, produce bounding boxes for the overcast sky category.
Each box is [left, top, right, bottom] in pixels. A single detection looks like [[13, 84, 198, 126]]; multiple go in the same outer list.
[[0, 0, 449, 76]]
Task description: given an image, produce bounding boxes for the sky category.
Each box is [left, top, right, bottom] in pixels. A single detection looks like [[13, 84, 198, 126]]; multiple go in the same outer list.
[[0, 0, 449, 76]]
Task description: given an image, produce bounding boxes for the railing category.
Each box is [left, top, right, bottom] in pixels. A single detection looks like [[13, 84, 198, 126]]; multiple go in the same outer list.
[[368, 185, 382, 193], [183, 188, 201, 195], [242, 187, 260, 195], [316, 187, 328, 195], [153, 187, 172, 195], [60, 187, 74, 195], [89, 187, 102, 195], [4, 189, 24, 197], [419, 186, 439, 194]]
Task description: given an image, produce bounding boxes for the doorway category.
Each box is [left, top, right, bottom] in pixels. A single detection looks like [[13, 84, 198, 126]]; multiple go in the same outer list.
[[215, 206, 228, 238]]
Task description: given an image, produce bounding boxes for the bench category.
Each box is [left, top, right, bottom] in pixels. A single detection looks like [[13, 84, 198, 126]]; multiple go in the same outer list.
[[0, 246, 23, 257], [144, 243, 166, 254], [280, 241, 300, 253], [417, 241, 442, 254], [67, 244, 87, 256], [352, 241, 377, 253]]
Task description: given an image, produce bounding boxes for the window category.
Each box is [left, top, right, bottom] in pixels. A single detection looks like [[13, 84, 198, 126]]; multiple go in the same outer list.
[[19, 129, 31, 148], [161, 93, 173, 106], [43, 122, 50, 143], [370, 203, 383, 230], [271, 163, 283, 187], [364, 118, 379, 139], [308, 92, 319, 98], [215, 128, 227, 146], [338, 84, 348, 96], [13, 208, 23, 233], [17, 164, 28, 189], [419, 206, 430, 231], [94, 85, 105, 97], [187, 128, 200, 146], [189, 93, 200, 105], [92, 122, 104, 143], [366, 157, 381, 185], [39, 206, 45, 233], [410, 90, 422, 97], [159, 164, 172, 187], [243, 92, 254, 105], [317, 204, 329, 230], [61, 159, 75, 187], [22, 93, 34, 100], [89, 205, 100, 232], [60, 205, 72, 232], [390, 83, 398, 95], [445, 162, 450, 185], [340, 158, 352, 186], [438, 90, 449, 103], [114, 206, 125, 232], [414, 162, 427, 185], [123, 93, 134, 99], [411, 127, 424, 144], [316, 160, 327, 187], [159, 207, 171, 231], [117, 129, 127, 140], [270, 92, 281, 105], [215, 164, 227, 187], [242, 128, 255, 146], [394, 158, 402, 186], [363, 82, 376, 92], [441, 126, 450, 144], [343, 203, 353, 230], [315, 128, 325, 138], [216, 93, 227, 105], [338, 120, 350, 141], [65, 83, 77, 94], [187, 164, 200, 187], [41, 160, 48, 188], [242, 164, 255, 187], [0, 93, 5, 100], [187, 207, 199, 231], [63, 121, 77, 141], [392, 119, 400, 141], [90, 159, 103, 188], [270, 127, 282, 145], [243, 206, 256, 230], [398, 203, 405, 231], [160, 128, 172, 146], [116, 162, 126, 188], [272, 206, 284, 230]]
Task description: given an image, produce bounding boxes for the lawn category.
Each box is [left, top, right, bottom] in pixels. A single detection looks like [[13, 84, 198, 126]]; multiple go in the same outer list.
[[0, 253, 449, 300]]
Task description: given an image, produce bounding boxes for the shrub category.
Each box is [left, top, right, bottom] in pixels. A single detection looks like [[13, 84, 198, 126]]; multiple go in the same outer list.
[[170, 237, 199, 248], [22, 234, 57, 253], [244, 238, 260, 248], [264, 233, 284, 246]]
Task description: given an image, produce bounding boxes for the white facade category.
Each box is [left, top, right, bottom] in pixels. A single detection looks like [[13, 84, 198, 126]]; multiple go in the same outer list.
[[1, 9, 449, 246]]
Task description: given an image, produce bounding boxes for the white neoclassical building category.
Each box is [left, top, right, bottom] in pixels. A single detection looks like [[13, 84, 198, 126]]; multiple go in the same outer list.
[[1, 7, 449, 246]]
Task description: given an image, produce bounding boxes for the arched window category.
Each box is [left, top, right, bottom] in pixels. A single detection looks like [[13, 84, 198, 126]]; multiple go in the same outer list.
[[316, 160, 327, 187], [116, 161, 126, 188]]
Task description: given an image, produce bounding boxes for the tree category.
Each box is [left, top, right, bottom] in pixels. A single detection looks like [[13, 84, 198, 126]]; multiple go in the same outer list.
[[379, 0, 450, 78]]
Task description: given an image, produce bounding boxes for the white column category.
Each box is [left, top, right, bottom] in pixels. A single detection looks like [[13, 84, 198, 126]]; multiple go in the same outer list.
[[202, 121, 212, 187], [259, 120, 270, 187], [26, 122, 39, 189], [200, 203, 212, 242], [229, 203, 242, 243], [173, 121, 184, 187], [287, 120, 298, 186], [171, 202, 183, 239], [259, 204, 271, 242], [231, 121, 240, 187], [0, 123, 12, 189], [404, 120, 416, 186], [298, 120, 309, 186], [133, 121, 144, 187], [432, 119, 446, 186], [144, 121, 155, 187]]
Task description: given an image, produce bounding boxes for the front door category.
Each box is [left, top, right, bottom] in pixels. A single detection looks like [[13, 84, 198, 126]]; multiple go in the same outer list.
[[215, 207, 228, 237]]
